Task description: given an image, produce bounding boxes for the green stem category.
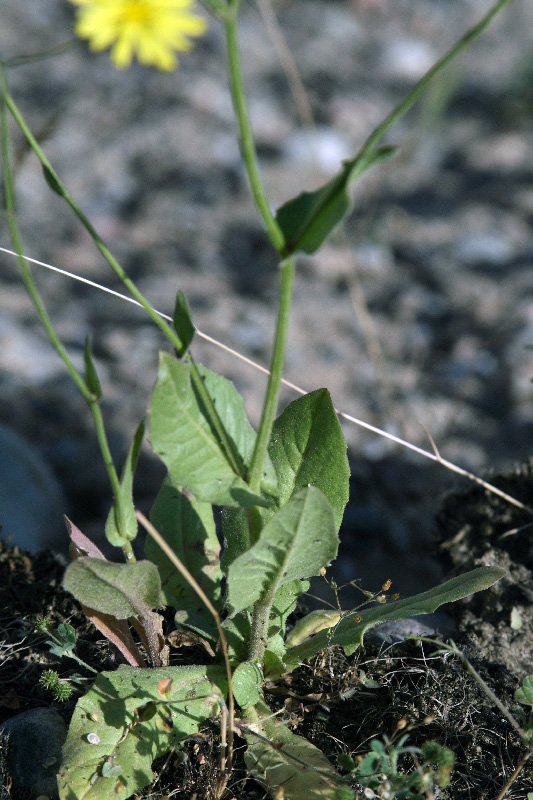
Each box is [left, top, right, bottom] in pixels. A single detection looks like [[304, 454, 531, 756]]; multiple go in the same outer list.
[[355, 0, 515, 166], [247, 256, 294, 498], [0, 69, 133, 561], [248, 586, 277, 666], [224, 11, 285, 253], [1, 39, 80, 69], [4, 89, 186, 356]]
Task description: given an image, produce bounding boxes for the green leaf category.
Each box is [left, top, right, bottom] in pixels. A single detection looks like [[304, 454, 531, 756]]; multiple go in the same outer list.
[[264, 579, 310, 676], [57, 664, 225, 800], [63, 557, 163, 620], [275, 146, 396, 256], [516, 676, 533, 708], [244, 701, 353, 800], [268, 389, 349, 531], [226, 486, 338, 617], [196, 363, 278, 498], [145, 479, 222, 615], [232, 662, 263, 709], [172, 290, 195, 357], [83, 336, 102, 400], [269, 579, 309, 640], [284, 566, 505, 672], [149, 354, 276, 507], [42, 163, 66, 197], [105, 420, 145, 546]]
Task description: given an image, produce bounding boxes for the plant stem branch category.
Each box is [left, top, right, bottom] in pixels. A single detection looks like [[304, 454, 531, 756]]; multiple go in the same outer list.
[[247, 256, 295, 500], [3, 86, 245, 485], [355, 0, 515, 166]]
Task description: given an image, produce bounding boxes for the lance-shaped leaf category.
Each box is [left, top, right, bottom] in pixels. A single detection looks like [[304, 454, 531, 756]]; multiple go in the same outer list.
[[145, 479, 222, 614], [275, 0, 513, 257], [244, 701, 353, 800], [226, 486, 338, 617], [268, 389, 349, 532], [284, 566, 505, 673], [57, 664, 225, 800], [150, 354, 276, 507], [63, 557, 163, 620], [275, 146, 396, 256], [105, 420, 145, 546]]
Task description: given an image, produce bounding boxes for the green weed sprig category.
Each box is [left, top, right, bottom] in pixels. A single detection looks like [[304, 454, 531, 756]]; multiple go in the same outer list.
[[1, 1, 519, 798]]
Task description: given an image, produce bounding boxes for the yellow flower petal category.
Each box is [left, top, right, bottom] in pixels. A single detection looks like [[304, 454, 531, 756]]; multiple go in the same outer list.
[[68, 0, 207, 71]]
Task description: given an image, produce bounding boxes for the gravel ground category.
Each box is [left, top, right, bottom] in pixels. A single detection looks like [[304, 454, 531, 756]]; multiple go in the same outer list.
[[1, 0, 532, 596]]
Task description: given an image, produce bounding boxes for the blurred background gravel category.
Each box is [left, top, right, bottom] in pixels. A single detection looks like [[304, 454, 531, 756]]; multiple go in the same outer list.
[[1, 0, 532, 599]]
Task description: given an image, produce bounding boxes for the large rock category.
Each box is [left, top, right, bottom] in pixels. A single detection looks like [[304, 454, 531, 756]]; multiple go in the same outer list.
[[0, 708, 67, 798]]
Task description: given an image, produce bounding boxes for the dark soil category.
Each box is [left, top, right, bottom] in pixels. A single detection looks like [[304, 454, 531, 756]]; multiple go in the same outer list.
[[2, 466, 533, 800]]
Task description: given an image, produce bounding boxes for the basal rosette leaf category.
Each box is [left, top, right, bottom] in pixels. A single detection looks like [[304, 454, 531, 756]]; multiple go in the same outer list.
[[63, 557, 163, 620], [284, 566, 505, 673], [232, 662, 264, 709], [226, 486, 338, 617], [57, 664, 225, 800]]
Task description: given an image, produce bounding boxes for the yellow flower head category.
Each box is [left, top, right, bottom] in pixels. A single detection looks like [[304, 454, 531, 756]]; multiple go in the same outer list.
[[68, 0, 207, 72]]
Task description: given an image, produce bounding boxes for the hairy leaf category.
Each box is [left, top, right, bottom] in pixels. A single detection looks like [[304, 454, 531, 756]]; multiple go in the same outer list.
[[150, 354, 276, 507], [63, 557, 163, 620], [226, 487, 337, 617], [232, 662, 263, 709]]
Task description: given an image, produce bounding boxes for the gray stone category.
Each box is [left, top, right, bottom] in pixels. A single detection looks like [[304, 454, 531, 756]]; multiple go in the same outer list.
[[0, 708, 67, 799], [0, 423, 67, 554]]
